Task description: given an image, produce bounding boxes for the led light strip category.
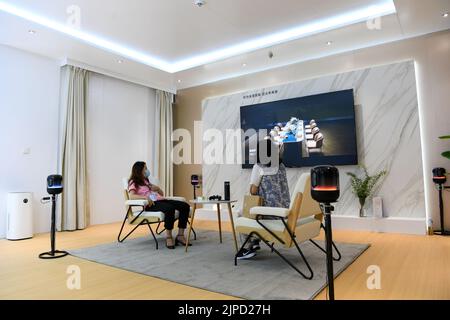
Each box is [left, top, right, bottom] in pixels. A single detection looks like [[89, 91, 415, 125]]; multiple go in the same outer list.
[[0, 0, 396, 73], [0, 1, 172, 71], [171, 1, 397, 72]]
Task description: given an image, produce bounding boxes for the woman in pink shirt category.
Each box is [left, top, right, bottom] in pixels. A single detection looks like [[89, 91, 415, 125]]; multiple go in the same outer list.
[[128, 161, 191, 249]]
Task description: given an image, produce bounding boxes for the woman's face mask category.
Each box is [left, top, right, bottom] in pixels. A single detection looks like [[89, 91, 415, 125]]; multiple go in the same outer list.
[[144, 169, 151, 178]]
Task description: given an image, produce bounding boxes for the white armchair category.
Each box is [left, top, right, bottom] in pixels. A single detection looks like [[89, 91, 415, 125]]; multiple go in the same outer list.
[[307, 133, 324, 154], [234, 173, 341, 279], [305, 122, 317, 134], [118, 177, 196, 249], [304, 119, 316, 130], [306, 126, 320, 140]]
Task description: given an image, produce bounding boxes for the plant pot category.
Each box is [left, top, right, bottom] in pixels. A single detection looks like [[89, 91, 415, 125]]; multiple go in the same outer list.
[[359, 197, 366, 218]]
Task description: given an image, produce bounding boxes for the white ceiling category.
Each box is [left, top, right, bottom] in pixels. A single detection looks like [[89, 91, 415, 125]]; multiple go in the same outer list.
[[0, 0, 449, 92], [1, 0, 396, 61]]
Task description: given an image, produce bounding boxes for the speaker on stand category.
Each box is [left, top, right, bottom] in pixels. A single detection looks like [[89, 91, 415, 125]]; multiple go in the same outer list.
[[39, 175, 69, 259], [432, 168, 450, 236], [191, 175, 200, 200], [311, 166, 340, 300]]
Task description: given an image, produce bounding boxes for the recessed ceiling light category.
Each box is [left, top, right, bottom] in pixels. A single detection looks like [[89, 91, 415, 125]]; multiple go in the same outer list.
[[0, 0, 397, 73], [177, 79, 182, 83], [242, 63, 247, 67], [326, 41, 333, 46], [117, 59, 123, 64], [443, 12, 449, 18], [28, 29, 36, 34]]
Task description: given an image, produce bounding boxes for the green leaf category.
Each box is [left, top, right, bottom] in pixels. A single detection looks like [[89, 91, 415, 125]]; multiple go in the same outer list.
[[442, 151, 450, 160], [439, 136, 450, 140], [346, 166, 387, 200]]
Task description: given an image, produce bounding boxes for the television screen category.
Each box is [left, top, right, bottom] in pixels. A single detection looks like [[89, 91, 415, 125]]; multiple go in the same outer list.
[[240, 89, 358, 168]]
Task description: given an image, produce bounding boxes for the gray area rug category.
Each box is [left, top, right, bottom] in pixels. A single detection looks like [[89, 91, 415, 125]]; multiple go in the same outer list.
[[69, 231, 369, 300]]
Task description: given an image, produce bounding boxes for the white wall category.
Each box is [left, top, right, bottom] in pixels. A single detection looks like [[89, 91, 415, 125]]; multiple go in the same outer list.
[[202, 61, 424, 220], [86, 73, 157, 226], [0, 45, 158, 237], [0, 45, 61, 237], [177, 30, 450, 232], [415, 32, 450, 230]]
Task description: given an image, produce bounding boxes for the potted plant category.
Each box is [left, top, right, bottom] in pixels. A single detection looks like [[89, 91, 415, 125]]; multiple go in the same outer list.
[[440, 135, 450, 160], [347, 166, 387, 217]]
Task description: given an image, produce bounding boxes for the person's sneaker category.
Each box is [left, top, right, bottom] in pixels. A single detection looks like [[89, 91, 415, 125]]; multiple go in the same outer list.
[[236, 248, 257, 260], [250, 242, 261, 251]]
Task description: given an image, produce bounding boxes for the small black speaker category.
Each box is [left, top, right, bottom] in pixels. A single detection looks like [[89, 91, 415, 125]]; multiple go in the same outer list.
[[224, 181, 230, 201], [191, 175, 200, 186], [47, 175, 63, 195], [433, 168, 447, 185], [311, 166, 340, 203]]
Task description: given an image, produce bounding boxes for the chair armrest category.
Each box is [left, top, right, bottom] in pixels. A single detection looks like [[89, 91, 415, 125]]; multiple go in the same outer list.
[[249, 206, 290, 218], [126, 199, 148, 207], [165, 196, 187, 202]]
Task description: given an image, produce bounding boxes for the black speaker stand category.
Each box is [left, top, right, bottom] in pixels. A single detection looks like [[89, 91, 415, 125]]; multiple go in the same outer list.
[[322, 203, 335, 300], [193, 185, 198, 200], [39, 195, 69, 259], [433, 185, 450, 236]]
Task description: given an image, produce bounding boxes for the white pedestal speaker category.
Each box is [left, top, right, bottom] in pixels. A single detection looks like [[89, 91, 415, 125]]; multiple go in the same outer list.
[[372, 197, 384, 219], [7, 192, 34, 240]]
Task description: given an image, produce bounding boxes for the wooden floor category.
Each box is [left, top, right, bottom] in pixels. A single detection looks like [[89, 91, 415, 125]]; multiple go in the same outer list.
[[1, 220, 449, 300]]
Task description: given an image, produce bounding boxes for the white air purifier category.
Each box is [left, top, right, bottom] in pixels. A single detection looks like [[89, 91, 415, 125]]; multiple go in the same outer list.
[[373, 197, 384, 219], [7, 192, 34, 240]]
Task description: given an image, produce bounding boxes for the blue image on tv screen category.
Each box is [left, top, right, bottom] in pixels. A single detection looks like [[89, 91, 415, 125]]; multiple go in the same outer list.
[[240, 89, 358, 168]]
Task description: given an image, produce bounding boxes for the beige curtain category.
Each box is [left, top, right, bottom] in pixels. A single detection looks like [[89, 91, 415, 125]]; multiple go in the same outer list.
[[157, 90, 174, 196], [59, 66, 90, 231]]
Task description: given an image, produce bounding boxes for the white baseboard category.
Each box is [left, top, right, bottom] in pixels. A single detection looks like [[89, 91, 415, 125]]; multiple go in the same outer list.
[[322, 215, 426, 235], [195, 209, 427, 235]]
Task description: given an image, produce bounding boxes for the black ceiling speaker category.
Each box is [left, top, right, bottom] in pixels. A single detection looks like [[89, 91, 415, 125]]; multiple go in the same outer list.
[[311, 166, 340, 203]]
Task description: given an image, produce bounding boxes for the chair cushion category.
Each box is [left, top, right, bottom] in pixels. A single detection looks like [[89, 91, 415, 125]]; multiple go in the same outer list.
[[235, 216, 321, 245], [236, 217, 285, 232], [126, 199, 148, 206], [129, 211, 164, 224], [130, 208, 193, 224], [132, 211, 164, 220], [249, 206, 290, 218], [165, 196, 187, 202], [235, 217, 286, 243], [236, 216, 318, 232], [306, 140, 317, 148]]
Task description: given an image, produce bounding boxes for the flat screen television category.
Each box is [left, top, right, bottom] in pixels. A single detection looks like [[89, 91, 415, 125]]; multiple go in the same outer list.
[[240, 89, 358, 168]]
